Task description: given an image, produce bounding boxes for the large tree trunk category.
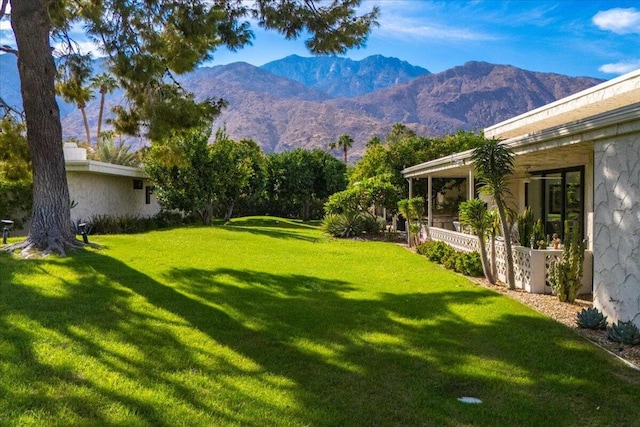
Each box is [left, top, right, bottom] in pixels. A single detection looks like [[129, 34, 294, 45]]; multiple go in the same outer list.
[[11, 0, 78, 255]]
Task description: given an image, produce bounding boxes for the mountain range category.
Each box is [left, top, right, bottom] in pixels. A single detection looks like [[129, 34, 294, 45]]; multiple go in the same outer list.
[[0, 54, 603, 161]]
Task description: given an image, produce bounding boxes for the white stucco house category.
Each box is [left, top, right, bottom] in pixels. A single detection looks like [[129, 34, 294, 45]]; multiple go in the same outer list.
[[64, 143, 161, 226], [402, 68, 640, 328]]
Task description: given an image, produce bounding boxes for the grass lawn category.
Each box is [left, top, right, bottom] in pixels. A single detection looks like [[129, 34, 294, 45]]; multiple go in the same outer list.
[[1, 216, 639, 426]]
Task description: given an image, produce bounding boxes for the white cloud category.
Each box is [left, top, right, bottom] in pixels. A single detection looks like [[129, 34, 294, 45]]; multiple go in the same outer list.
[[599, 59, 640, 75], [369, 1, 498, 42], [593, 8, 640, 34]]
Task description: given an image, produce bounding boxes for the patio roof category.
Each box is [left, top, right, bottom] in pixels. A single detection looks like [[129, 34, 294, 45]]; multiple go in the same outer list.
[[403, 68, 640, 179]]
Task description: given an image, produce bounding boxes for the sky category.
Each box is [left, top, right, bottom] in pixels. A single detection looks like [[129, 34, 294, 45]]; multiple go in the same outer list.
[[1, 1, 639, 79]]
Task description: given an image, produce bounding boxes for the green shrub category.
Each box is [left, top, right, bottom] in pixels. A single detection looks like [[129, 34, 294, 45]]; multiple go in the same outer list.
[[153, 210, 184, 228], [322, 212, 367, 238], [362, 215, 386, 234], [455, 251, 484, 276], [442, 250, 459, 270], [89, 214, 155, 235], [418, 240, 454, 263], [415, 241, 431, 256]]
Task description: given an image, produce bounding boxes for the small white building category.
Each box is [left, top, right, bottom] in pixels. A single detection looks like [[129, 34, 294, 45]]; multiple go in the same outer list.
[[402, 69, 640, 328], [64, 143, 161, 226]]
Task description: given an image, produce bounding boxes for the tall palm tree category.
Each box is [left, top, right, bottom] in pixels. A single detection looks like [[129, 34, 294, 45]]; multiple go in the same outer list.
[[459, 198, 494, 284], [90, 73, 118, 145], [329, 133, 354, 164], [56, 81, 93, 145], [471, 138, 516, 289], [55, 54, 94, 145]]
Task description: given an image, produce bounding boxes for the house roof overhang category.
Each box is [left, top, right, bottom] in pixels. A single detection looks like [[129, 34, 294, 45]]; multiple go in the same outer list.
[[402, 68, 640, 180], [65, 160, 149, 178]]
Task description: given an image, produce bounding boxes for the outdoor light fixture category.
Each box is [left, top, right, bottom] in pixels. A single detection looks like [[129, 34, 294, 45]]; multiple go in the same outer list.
[[2, 219, 14, 244], [78, 222, 89, 244]]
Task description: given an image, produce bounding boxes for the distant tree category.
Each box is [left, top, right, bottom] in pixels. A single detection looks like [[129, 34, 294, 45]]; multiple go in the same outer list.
[[144, 126, 265, 225], [144, 126, 216, 225], [5, 0, 379, 254], [90, 73, 119, 145], [471, 138, 516, 289], [209, 130, 265, 221], [329, 133, 354, 164], [266, 148, 347, 221], [55, 54, 94, 145], [351, 127, 486, 197], [325, 173, 398, 219]]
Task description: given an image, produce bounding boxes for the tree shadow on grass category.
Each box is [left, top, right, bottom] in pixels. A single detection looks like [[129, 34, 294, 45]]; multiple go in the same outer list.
[[221, 217, 324, 243], [1, 250, 639, 426]]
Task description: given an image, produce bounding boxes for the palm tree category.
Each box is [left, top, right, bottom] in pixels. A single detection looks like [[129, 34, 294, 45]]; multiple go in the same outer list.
[[55, 54, 94, 145], [471, 138, 516, 289], [459, 198, 494, 284], [91, 131, 139, 166], [90, 73, 118, 145], [329, 134, 354, 164]]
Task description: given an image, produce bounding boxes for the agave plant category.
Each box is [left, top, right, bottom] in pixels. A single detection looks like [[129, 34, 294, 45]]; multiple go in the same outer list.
[[576, 307, 607, 330], [607, 321, 640, 346]]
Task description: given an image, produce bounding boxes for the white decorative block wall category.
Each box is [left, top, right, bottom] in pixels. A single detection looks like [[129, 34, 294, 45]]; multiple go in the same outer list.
[[593, 134, 640, 327]]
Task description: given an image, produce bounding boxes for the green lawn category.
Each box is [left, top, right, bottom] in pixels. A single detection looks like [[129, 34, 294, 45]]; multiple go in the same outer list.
[[1, 217, 638, 426]]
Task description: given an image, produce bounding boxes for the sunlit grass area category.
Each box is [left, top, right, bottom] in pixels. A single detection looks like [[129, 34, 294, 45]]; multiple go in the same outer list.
[[1, 216, 639, 426]]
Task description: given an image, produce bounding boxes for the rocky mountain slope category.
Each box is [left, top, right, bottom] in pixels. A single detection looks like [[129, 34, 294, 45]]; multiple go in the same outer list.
[[261, 54, 430, 98], [2, 54, 603, 162]]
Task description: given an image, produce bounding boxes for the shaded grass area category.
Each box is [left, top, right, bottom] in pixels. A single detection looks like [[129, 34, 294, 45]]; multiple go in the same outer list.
[[1, 216, 639, 426]]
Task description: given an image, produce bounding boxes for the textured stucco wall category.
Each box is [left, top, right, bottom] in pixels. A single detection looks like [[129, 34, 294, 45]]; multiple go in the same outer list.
[[67, 172, 160, 224], [593, 134, 640, 327]]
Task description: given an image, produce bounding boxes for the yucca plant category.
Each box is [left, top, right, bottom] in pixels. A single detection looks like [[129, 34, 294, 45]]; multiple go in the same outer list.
[[322, 212, 366, 238], [576, 307, 607, 330], [607, 321, 640, 346]]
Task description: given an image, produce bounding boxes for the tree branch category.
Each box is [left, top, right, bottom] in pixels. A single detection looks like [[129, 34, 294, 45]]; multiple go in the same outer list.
[[0, 0, 8, 17], [0, 45, 18, 55]]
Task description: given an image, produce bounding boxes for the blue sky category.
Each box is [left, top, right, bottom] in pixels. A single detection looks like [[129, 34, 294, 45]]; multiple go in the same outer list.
[[1, 1, 639, 79]]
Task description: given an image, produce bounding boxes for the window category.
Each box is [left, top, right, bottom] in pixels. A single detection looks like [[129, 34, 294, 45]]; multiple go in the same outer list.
[[145, 186, 155, 205], [530, 166, 584, 240]]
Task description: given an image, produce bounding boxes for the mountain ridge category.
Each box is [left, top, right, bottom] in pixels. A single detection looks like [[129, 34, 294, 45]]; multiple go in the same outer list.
[[1, 54, 604, 162]]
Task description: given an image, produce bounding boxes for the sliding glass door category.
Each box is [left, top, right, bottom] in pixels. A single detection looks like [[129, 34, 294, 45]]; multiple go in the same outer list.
[[536, 166, 584, 240]]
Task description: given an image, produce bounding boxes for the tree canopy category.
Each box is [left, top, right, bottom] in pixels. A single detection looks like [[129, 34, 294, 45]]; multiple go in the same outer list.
[[350, 126, 487, 195]]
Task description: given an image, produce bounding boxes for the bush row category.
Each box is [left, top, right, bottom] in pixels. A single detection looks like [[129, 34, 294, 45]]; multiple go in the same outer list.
[[416, 240, 484, 277], [83, 211, 185, 235]]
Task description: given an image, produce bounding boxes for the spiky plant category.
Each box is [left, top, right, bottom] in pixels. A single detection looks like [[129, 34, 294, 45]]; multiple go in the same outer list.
[[576, 307, 607, 330], [607, 321, 640, 346]]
